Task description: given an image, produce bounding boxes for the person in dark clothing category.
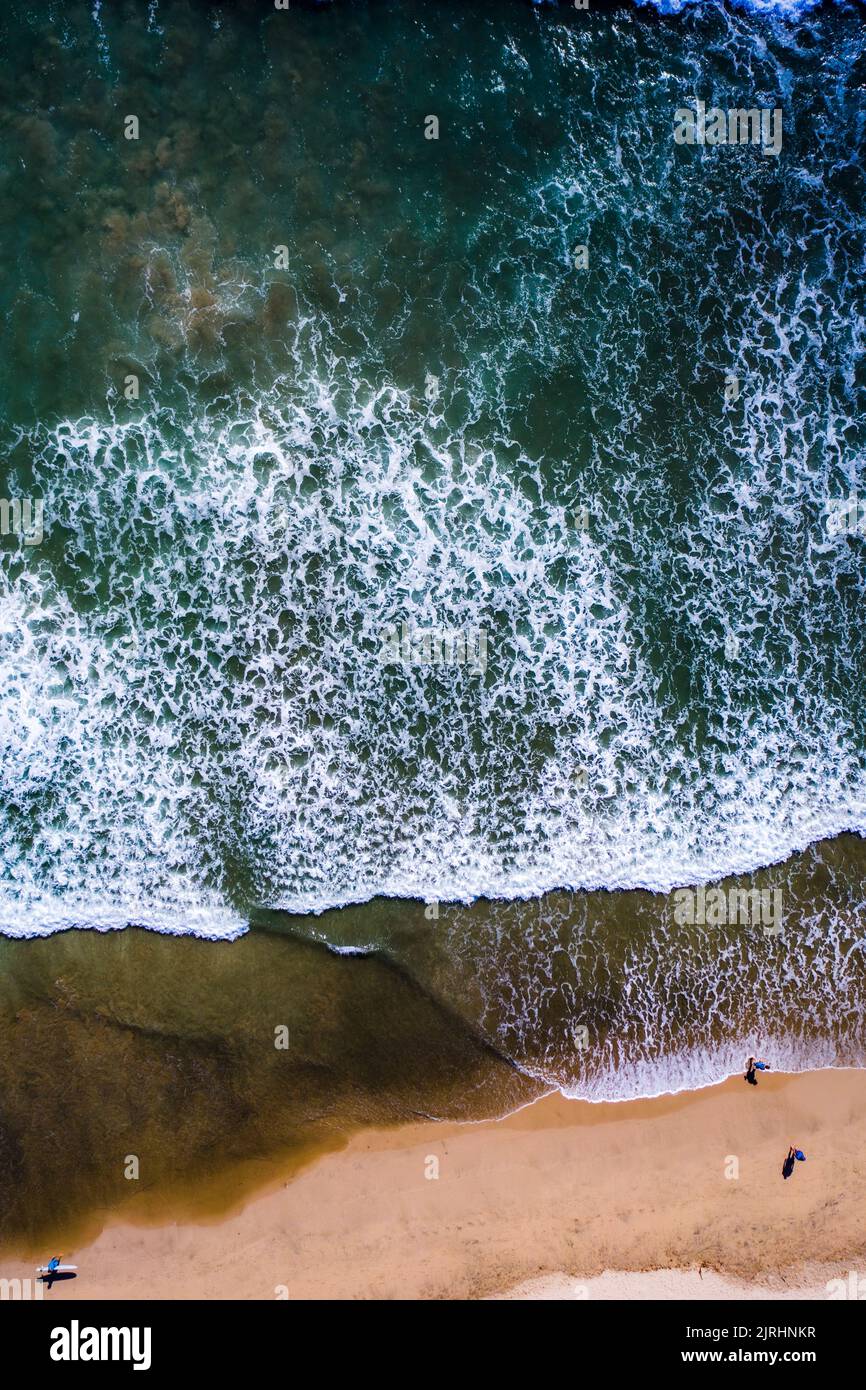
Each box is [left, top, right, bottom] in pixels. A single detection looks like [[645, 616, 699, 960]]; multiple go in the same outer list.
[[744, 1055, 771, 1085], [782, 1144, 806, 1179]]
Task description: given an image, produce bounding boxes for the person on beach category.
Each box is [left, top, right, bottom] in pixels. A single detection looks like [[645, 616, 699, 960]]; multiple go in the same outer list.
[[782, 1145, 806, 1179], [46, 1255, 62, 1273], [744, 1056, 771, 1085]]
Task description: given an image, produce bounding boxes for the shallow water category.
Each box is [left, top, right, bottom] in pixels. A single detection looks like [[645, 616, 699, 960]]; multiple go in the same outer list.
[[1, 832, 864, 1245], [2, 0, 865, 933], [0, 0, 865, 1240], [0, 923, 542, 1249]]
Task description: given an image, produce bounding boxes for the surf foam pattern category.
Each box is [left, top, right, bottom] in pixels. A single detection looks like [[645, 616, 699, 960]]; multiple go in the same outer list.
[[637, 0, 825, 16], [0, 0, 865, 939]]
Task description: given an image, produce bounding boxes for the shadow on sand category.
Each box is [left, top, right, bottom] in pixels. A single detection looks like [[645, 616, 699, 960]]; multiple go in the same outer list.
[[37, 1271, 77, 1290]]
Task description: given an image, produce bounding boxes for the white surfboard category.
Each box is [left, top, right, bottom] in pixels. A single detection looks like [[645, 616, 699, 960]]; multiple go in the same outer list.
[[36, 1264, 77, 1276]]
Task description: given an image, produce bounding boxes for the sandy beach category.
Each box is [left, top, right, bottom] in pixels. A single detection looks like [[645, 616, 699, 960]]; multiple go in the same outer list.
[[3, 0, 866, 1345], [4, 1068, 865, 1301]]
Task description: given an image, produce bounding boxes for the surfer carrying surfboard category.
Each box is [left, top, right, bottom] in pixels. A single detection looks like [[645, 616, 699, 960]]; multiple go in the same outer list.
[[36, 1255, 78, 1282]]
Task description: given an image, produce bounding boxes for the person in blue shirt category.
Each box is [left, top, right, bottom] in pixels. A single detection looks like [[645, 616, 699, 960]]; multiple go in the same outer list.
[[744, 1055, 771, 1086], [782, 1145, 806, 1179]]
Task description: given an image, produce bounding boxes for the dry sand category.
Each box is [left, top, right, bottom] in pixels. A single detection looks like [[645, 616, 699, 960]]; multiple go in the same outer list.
[[4, 1069, 865, 1300]]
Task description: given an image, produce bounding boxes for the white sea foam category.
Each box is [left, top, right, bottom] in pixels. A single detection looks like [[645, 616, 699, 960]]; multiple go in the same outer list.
[[1, 327, 864, 938], [557, 1042, 858, 1104], [402, 886, 866, 1100], [637, 0, 825, 16], [1, 0, 863, 943]]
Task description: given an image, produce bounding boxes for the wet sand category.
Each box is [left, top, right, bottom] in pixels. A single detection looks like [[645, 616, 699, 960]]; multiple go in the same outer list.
[[4, 1069, 864, 1300]]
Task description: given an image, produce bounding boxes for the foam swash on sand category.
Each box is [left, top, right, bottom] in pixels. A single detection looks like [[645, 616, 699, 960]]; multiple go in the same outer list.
[[0, 0, 864, 1109]]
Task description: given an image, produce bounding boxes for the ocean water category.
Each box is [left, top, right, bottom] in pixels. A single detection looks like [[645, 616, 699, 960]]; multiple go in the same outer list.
[[1, 0, 865, 1231]]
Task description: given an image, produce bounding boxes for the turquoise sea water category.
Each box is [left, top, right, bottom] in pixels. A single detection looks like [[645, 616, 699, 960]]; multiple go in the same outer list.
[[0, 2, 865, 1173]]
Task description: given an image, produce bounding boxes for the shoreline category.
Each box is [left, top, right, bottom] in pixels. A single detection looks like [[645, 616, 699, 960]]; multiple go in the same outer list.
[[4, 1068, 865, 1300], [4, 825, 865, 943], [557, 1060, 866, 1105]]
